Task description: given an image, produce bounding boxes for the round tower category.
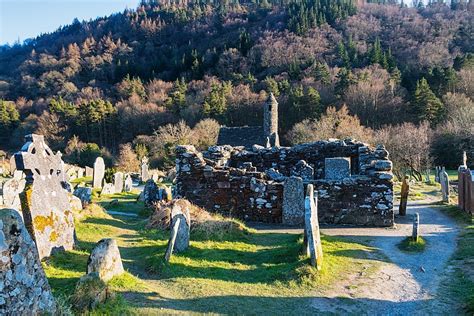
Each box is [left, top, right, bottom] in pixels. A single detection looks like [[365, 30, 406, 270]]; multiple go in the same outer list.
[[263, 93, 279, 147]]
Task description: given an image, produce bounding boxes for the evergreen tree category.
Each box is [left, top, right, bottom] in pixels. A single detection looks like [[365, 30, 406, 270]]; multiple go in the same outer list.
[[369, 37, 383, 65], [314, 61, 331, 85], [335, 68, 356, 97], [413, 78, 445, 126]]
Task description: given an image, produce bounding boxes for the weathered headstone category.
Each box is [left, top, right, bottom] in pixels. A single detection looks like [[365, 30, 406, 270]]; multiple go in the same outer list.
[[0, 209, 56, 314], [399, 176, 409, 216], [304, 184, 323, 270], [124, 174, 133, 192], [70, 195, 83, 211], [282, 176, 304, 226], [164, 217, 181, 262], [101, 182, 115, 195], [2, 177, 26, 209], [424, 169, 432, 184], [77, 167, 84, 179], [170, 199, 191, 252], [141, 157, 150, 182], [412, 212, 420, 242], [113, 172, 124, 193], [325, 157, 351, 180], [85, 166, 93, 178], [87, 238, 124, 282], [14, 134, 75, 259], [440, 168, 450, 203], [142, 179, 160, 206], [73, 187, 92, 206], [291, 160, 314, 182], [93, 157, 105, 189], [435, 166, 441, 183]]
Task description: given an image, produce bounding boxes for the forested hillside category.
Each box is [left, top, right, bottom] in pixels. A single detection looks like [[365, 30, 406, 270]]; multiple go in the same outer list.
[[0, 0, 472, 174]]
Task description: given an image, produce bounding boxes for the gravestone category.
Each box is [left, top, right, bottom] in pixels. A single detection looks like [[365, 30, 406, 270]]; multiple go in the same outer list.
[[87, 238, 124, 282], [141, 157, 150, 182], [325, 157, 350, 180], [85, 166, 93, 178], [101, 183, 115, 195], [291, 160, 314, 182], [93, 157, 105, 189], [170, 199, 191, 252], [424, 169, 431, 184], [142, 179, 160, 206], [0, 209, 56, 314], [14, 134, 75, 259], [77, 168, 84, 179], [304, 184, 323, 270], [412, 212, 420, 242], [124, 174, 133, 192], [399, 176, 409, 216], [164, 217, 181, 262], [435, 166, 441, 183], [440, 168, 450, 202], [282, 176, 305, 226], [2, 176, 26, 209], [73, 187, 92, 206], [113, 172, 124, 193]]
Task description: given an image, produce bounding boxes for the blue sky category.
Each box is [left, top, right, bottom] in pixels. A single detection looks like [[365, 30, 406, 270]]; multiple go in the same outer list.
[[0, 0, 140, 45]]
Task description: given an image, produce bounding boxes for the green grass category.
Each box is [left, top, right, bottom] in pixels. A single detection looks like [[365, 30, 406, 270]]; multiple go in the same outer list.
[[393, 181, 440, 202], [42, 192, 383, 314], [397, 237, 426, 253], [70, 176, 92, 185]]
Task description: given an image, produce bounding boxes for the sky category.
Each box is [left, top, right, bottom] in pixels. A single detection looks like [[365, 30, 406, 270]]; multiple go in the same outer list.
[[0, 0, 140, 45]]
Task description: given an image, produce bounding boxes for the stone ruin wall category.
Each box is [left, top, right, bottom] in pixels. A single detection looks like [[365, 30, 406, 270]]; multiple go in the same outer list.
[[176, 140, 394, 226]]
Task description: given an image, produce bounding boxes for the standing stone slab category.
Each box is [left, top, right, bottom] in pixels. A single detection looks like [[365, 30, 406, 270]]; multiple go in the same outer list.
[[282, 176, 304, 226], [87, 238, 124, 282], [170, 199, 191, 253], [141, 157, 150, 182], [304, 184, 323, 270], [113, 172, 124, 193], [164, 217, 181, 262], [399, 176, 409, 216], [14, 134, 75, 259], [93, 157, 105, 189], [85, 166, 93, 178], [124, 174, 133, 192], [77, 167, 84, 179], [440, 168, 450, 202], [0, 209, 56, 314], [412, 212, 420, 241], [325, 157, 351, 180]]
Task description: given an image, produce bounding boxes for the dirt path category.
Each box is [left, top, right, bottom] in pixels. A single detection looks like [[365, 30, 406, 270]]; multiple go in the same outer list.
[[310, 200, 460, 314]]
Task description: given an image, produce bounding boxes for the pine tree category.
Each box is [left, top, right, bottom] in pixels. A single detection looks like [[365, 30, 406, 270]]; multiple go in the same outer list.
[[369, 37, 383, 65], [413, 78, 445, 126]]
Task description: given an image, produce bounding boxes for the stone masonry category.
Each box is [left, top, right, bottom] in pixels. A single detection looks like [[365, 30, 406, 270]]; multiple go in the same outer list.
[[176, 139, 394, 226]]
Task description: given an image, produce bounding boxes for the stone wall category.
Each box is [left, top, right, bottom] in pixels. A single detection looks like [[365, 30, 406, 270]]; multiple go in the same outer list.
[[176, 139, 394, 226]]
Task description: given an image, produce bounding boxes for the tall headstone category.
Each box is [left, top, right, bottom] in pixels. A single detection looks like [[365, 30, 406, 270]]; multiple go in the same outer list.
[[124, 174, 133, 192], [435, 166, 441, 183], [85, 166, 93, 178], [0, 209, 56, 314], [77, 167, 84, 179], [93, 157, 105, 189], [14, 134, 75, 259], [282, 176, 305, 226], [141, 157, 150, 182], [304, 184, 323, 270], [170, 199, 191, 253], [412, 212, 420, 242], [113, 172, 124, 193], [164, 217, 181, 262], [325, 157, 351, 180], [399, 176, 409, 216], [440, 168, 450, 203]]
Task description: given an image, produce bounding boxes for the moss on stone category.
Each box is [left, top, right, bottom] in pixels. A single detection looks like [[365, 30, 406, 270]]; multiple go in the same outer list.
[[50, 231, 58, 242]]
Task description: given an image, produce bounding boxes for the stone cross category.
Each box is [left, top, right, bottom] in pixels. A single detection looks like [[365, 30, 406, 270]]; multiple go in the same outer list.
[[412, 212, 420, 242], [304, 184, 323, 270], [141, 157, 150, 182], [282, 176, 304, 226], [399, 176, 409, 216], [14, 134, 75, 259], [93, 157, 105, 189], [440, 168, 450, 203]]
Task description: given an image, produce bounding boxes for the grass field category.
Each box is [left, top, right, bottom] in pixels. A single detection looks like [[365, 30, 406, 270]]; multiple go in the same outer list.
[[42, 192, 382, 314]]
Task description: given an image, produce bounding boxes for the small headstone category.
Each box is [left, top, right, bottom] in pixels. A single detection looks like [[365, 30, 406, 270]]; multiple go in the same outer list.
[[291, 160, 314, 181], [325, 157, 351, 180], [142, 179, 160, 206], [85, 166, 93, 178], [77, 168, 84, 179], [87, 238, 124, 282], [124, 174, 133, 192], [304, 184, 323, 270], [14, 134, 75, 259], [440, 168, 450, 202], [2, 177, 26, 209], [141, 157, 150, 182], [164, 217, 181, 262], [73, 187, 92, 206], [282, 176, 305, 226], [70, 195, 83, 211], [113, 172, 124, 193], [399, 176, 409, 216], [412, 212, 420, 242], [170, 199, 191, 252], [101, 182, 115, 195], [93, 157, 105, 189], [0, 209, 56, 314]]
